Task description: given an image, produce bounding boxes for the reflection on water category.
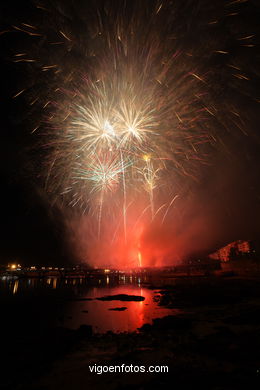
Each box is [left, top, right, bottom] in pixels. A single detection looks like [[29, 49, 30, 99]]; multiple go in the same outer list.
[[13, 279, 19, 294], [0, 273, 150, 294], [0, 275, 179, 333], [62, 285, 177, 333]]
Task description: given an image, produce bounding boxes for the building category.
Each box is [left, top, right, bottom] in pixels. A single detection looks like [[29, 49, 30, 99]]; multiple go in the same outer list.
[[210, 240, 251, 262]]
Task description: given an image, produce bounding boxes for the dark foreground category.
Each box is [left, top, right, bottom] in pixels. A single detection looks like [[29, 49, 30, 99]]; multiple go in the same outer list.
[[2, 275, 260, 390]]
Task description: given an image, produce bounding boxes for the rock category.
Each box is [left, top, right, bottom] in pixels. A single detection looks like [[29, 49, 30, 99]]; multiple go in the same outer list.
[[152, 315, 192, 331], [77, 324, 92, 337], [138, 323, 152, 332], [96, 294, 145, 302]]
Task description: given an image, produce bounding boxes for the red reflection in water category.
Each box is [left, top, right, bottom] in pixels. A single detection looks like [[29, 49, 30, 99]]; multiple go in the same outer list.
[[63, 285, 179, 333]]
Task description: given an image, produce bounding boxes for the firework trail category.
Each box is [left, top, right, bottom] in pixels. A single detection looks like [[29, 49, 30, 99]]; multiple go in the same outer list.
[[6, 0, 259, 266]]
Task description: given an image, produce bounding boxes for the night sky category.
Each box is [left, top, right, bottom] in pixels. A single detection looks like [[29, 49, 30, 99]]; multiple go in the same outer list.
[[0, 0, 260, 266]]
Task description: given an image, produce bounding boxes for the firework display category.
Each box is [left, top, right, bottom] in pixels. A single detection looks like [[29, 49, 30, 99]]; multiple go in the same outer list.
[[6, 0, 258, 266]]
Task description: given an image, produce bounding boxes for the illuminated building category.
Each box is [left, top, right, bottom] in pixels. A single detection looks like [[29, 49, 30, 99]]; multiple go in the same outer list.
[[210, 240, 251, 262]]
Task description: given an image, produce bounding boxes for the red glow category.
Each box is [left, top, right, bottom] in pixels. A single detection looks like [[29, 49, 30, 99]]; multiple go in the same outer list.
[[66, 196, 225, 268], [63, 286, 176, 333], [137, 250, 142, 267]]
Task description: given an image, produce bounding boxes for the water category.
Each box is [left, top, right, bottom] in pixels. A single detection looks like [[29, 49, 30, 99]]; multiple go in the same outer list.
[[0, 275, 180, 333]]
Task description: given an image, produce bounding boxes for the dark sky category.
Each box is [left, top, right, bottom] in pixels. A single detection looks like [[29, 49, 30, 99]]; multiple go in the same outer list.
[[0, 1, 68, 265], [0, 0, 259, 266]]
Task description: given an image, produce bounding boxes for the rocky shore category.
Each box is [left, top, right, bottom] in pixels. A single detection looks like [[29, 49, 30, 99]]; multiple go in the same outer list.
[[2, 275, 260, 390]]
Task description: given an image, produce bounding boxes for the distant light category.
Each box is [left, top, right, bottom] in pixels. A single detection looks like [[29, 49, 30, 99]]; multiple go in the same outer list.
[[104, 269, 110, 273]]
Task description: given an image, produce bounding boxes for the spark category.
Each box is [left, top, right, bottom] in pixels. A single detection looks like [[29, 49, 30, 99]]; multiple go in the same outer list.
[[59, 30, 72, 42], [13, 89, 26, 98]]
